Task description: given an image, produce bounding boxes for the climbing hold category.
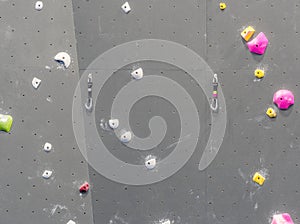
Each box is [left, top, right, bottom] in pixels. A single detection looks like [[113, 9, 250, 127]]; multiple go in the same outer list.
[[273, 90, 294, 110], [252, 172, 265, 186], [79, 182, 90, 193], [32, 77, 41, 89], [43, 142, 52, 152], [266, 108, 277, 118], [35, 1, 43, 10], [54, 52, 71, 68], [219, 3, 226, 10], [161, 220, 171, 224], [0, 114, 13, 133], [67, 220, 76, 224], [145, 156, 156, 170], [121, 2, 131, 14], [108, 119, 119, 129], [42, 170, 53, 179], [131, 68, 143, 80], [120, 131, 132, 143], [247, 32, 269, 55], [241, 26, 255, 41], [254, 69, 264, 79], [272, 213, 294, 224]]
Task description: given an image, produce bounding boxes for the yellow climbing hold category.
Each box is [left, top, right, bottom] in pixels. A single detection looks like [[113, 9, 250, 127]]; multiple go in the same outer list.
[[241, 26, 255, 41], [252, 172, 265, 186], [254, 69, 265, 79], [219, 2, 226, 10], [266, 108, 277, 118]]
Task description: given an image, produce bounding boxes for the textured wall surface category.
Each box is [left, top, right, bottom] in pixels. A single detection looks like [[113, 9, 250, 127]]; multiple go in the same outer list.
[[1, 0, 300, 223]]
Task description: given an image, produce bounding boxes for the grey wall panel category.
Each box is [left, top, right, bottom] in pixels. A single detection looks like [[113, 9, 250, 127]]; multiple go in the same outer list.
[[0, 0, 93, 223]]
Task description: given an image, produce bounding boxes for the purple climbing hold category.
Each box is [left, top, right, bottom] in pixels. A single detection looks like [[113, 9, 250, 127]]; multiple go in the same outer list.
[[247, 32, 269, 55], [273, 89, 294, 110]]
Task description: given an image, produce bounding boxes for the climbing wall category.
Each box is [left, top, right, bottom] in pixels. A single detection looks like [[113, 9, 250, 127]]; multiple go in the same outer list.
[[0, 1, 93, 224], [1, 0, 300, 223]]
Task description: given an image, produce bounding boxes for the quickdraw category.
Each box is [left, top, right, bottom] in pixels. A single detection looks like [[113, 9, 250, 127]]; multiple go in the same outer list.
[[210, 73, 219, 112], [85, 73, 93, 111]]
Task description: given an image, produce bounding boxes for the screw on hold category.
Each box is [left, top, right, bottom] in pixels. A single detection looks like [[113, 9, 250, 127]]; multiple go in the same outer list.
[[145, 156, 156, 170], [108, 119, 119, 129], [219, 2, 226, 10], [266, 107, 276, 118], [247, 32, 269, 55], [254, 69, 265, 79], [85, 74, 93, 111], [271, 213, 294, 224], [0, 114, 13, 133], [121, 2, 131, 14], [273, 89, 295, 110], [131, 67, 143, 80], [210, 74, 219, 112], [32, 77, 41, 89], [35, 1, 43, 10], [42, 170, 53, 179], [54, 52, 71, 68], [120, 131, 132, 143], [241, 26, 255, 42], [67, 220, 76, 224], [43, 142, 52, 152], [79, 182, 90, 193], [252, 172, 265, 186]]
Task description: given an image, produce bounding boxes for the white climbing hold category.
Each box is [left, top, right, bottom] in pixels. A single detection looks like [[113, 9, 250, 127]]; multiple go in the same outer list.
[[54, 52, 71, 68], [120, 131, 132, 143], [108, 119, 119, 129], [43, 142, 52, 152], [32, 77, 41, 89], [161, 220, 171, 224], [121, 2, 131, 14], [35, 1, 43, 10], [145, 156, 156, 170], [42, 170, 53, 179], [66, 220, 76, 224], [131, 68, 143, 80]]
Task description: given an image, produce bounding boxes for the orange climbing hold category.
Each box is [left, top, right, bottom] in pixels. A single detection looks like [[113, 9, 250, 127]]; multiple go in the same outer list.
[[241, 26, 255, 41]]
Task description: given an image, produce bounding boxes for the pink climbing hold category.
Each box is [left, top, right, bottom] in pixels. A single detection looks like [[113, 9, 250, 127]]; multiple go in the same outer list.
[[271, 213, 294, 224], [273, 89, 294, 110], [247, 32, 269, 55]]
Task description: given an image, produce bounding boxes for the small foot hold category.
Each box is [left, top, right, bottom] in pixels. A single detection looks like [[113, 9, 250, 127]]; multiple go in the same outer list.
[[266, 108, 277, 118], [219, 2, 226, 10], [254, 69, 264, 79], [79, 182, 89, 193], [252, 172, 265, 186]]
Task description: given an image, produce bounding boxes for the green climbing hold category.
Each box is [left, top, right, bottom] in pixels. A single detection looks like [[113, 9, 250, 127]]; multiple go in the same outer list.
[[0, 114, 13, 133]]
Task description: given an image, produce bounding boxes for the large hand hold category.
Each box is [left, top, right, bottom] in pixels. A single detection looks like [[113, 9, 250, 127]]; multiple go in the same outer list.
[[273, 89, 294, 110], [247, 32, 269, 55], [0, 114, 13, 133], [272, 213, 294, 224]]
